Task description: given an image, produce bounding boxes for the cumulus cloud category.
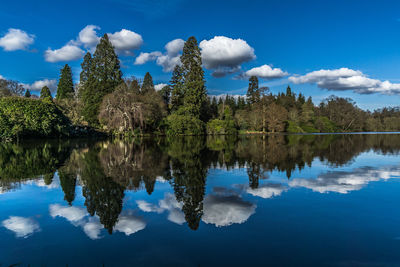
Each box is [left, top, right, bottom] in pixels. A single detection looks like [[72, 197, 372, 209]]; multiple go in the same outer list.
[[49, 204, 145, 239], [243, 64, 288, 80], [246, 183, 287, 199], [44, 43, 85, 63], [78, 25, 100, 48], [134, 51, 162, 65], [114, 214, 146, 236], [0, 74, 4, 80], [135, 38, 184, 72], [23, 79, 57, 92], [137, 193, 185, 225], [108, 29, 143, 55], [289, 68, 400, 95], [154, 83, 168, 91], [202, 194, 256, 227], [289, 165, 400, 194], [199, 36, 256, 77], [0, 28, 35, 51], [2, 216, 40, 238]]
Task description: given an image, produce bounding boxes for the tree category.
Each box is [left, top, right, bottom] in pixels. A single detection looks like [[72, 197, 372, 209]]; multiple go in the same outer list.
[[158, 85, 171, 107], [56, 64, 74, 99], [141, 72, 155, 94], [24, 89, 31, 98], [78, 52, 92, 99], [265, 103, 288, 132], [40, 86, 52, 99], [81, 34, 123, 125], [246, 76, 260, 105], [181, 36, 207, 119], [170, 65, 185, 112], [0, 79, 25, 96]]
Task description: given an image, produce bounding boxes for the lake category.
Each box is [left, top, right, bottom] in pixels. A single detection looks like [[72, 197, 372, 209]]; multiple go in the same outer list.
[[1, 134, 400, 266]]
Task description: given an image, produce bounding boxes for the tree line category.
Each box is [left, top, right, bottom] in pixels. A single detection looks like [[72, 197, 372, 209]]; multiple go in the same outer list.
[[1, 34, 400, 140]]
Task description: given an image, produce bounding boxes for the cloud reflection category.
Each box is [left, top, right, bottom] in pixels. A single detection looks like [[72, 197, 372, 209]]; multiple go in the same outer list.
[[2, 216, 40, 238]]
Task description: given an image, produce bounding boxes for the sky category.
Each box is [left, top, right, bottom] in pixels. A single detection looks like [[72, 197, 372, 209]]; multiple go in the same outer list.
[[1, 0, 400, 110]]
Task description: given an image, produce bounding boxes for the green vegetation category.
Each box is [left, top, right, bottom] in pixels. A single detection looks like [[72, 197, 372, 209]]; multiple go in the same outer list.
[[2, 34, 400, 141]]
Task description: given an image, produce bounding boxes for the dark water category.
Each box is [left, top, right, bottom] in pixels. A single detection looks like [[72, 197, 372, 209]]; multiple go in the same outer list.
[[2, 134, 400, 266]]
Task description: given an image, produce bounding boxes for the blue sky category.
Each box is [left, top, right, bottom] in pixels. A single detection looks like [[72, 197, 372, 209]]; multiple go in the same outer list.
[[1, 0, 400, 110]]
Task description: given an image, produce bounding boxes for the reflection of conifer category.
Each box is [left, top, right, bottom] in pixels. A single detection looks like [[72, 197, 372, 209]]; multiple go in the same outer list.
[[59, 169, 77, 205], [43, 172, 54, 185]]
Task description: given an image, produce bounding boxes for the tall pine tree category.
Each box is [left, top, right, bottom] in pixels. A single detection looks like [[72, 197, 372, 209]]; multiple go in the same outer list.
[[246, 76, 260, 105], [24, 89, 31, 98], [81, 34, 123, 125], [141, 72, 154, 94], [56, 64, 74, 99], [170, 65, 185, 112], [180, 36, 206, 119]]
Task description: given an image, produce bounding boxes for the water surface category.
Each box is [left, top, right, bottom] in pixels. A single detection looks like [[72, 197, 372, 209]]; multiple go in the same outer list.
[[1, 134, 400, 266]]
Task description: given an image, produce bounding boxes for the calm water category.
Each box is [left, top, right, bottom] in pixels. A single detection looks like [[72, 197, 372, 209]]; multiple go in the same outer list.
[[2, 134, 400, 266]]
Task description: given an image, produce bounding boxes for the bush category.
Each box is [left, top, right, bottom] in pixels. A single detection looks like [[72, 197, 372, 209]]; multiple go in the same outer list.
[[314, 116, 337, 133], [206, 118, 237, 135], [287, 121, 304, 133], [166, 113, 204, 136], [0, 97, 70, 140]]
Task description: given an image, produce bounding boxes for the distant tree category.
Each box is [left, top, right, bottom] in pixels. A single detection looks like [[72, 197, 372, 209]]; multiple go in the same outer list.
[[40, 86, 52, 99], [127, 77, 141, 95], [158, 85, 171, 107], [56, 64, 74, 99], [0, 79, 24, 97], [81, 34, 123, 125], [246, 76, 260, 105], [24, 89, 31, 98], [141, 72, 155, 94]]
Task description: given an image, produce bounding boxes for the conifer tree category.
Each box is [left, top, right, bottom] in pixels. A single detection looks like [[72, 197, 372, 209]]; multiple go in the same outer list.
[[24, 89, 31, 98], [170, 65, 185, 112], [246, 76, 260, 105], [141, 72, 155, 94], [81, 34, 123, 125], [40, 86, 52, 99], [56, 64, 74, 99], [180, 36, 206, 119]]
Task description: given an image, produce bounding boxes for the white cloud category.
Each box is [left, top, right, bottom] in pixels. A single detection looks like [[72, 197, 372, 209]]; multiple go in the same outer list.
[[289, 165, 400, 194], [289, 68, 400, 95], [244, 64, 288, 80], [23, 79, 57, 92], [114, 214, 146, 236], [134, 51, 162, 65], [246, 183, 287, 199], [2, 216, 40, 238], [0, 74, 4, 80], [49, 204, 87, 223], [202, 194, 256, 227], [135, 38, 184, 72], [0, 28, 35, 51], [78, 25, 100, 49], [108, 29, 143, 55], [83, 218, 103, 240], [137, 193, 185, 225], [44, 44, 85, 63], [199, 36, 256, 77], [155, 83, 168, 91]]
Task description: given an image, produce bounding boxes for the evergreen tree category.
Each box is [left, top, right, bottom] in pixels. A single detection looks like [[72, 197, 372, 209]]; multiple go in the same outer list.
[[158, 85, 171, 106], [24, 89, 31, 98], [56, 64, 74, 99], [170, 65, 185, 112], [127, 78, 140, 95], [246, 76, 260, 105], [40, 86, 52, 99], [81, 34, 123, 125], [180, 36, 207, 119], [141, 72, 155, 94]]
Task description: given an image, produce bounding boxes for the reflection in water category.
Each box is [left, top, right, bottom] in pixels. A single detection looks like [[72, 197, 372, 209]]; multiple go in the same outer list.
[[1, 216, 40, 238], [2, 134, 400, 235]]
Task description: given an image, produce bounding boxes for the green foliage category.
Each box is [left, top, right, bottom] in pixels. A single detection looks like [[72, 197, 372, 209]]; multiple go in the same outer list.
[[287, 120, 304, 133], [315, 116, 337, 132], [0, 97, 70, 140], [40, 86, 52, 99], [141, 72, 155, 94], [246, 76, 260, 105], [81, 34, 123, 126], [56, 64, 74, 99], [166, 112, 205, 136]]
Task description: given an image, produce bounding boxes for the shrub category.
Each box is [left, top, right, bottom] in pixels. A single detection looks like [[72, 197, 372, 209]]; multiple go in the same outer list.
[[206, 118, 237, 135], [166, 113, 204, 136], [0, 97, 70, 140]]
